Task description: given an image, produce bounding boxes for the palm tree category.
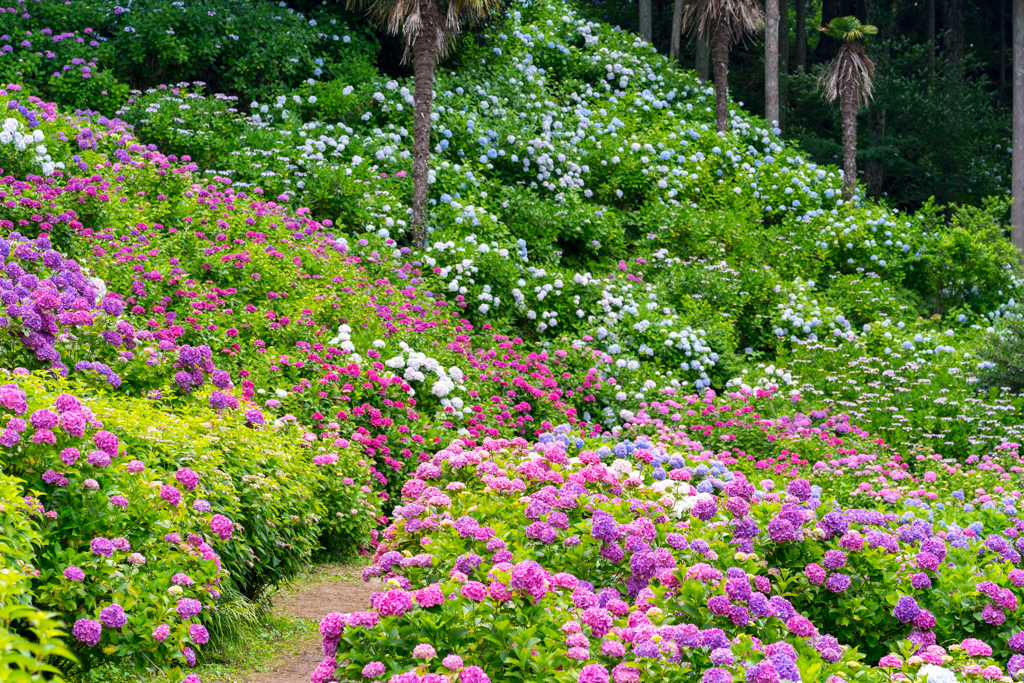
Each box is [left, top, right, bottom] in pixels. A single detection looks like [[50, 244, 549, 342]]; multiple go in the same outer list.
[[817, 16, 877, 201], [683, 0, 763, 133], [349, 0, 501, 248]]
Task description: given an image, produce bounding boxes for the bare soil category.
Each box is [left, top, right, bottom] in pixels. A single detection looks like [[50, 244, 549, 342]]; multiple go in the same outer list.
[[236, 564, 381, 683]]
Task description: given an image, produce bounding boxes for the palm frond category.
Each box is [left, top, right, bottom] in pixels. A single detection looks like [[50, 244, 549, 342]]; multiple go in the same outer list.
[[820, 16, 878, 43], [817, 41, 875, 108], [682, 0, 763, 48], [350, 0, 501, 63]]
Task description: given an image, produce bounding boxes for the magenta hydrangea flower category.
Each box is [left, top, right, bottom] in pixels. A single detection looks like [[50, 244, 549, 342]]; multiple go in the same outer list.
[[63, 566, 85, 582], [189, 624, 209, 645], [176, 467, 200, 491], [210, 513, 233, 540], [375, 589, 414, 617], [459, 666, 491, 683], [804, 563, 826, 585], [86, 450, 111, 467], [60, 447, 80, 465], [312, 658, 340, 683], [442, 655, 464, 670], [30, 408, 59, 429], [578, 664, 610, 683], [414, 583, 445, 608], [161, 485, 182, 506], [152, 624, 171, 641], [93, 430, 119, 455], [962, 638, 994, 657], [462, 581, 488, 602], [90, 536, 114, 557], [72, 618, 102, 646], [361, 661, 385, 679], [413, 643, 437, 659], [100, 604, 126, 629], [785, 615, 817, 637], [177, 597, 202, 619]]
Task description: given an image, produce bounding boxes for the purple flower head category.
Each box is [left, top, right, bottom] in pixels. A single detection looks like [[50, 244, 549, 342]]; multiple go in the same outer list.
[[824, 573, 851, 593], [63, 566, 85, 581], [100, 603, 126, 629], [177, 597, 202, 619], [72, 619, 102, 647], [893, 596, 920, 623], [90, 536, 114, 557]]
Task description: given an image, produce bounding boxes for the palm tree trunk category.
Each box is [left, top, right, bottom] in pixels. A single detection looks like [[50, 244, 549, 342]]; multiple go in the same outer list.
[[640, 0, 653, 42], [795, 0, 806, 70], [712, 17, 731, 132], [669, 0, 684, 61], [840, 55, 858, 201], [766, 0, 780, 126], [410, 0, 439, 249], [1012, 0, 1024, 256]]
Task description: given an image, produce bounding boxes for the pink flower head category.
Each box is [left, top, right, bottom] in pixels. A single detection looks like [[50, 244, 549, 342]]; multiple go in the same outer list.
[[413, 643, 437, 659], [962, 638, 993, 657], [878, 655, 902, 668], [361, 661, 385, 679]]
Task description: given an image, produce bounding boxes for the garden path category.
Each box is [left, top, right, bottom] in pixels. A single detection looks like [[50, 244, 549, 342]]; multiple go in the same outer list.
[[239, 564, 380, 683]]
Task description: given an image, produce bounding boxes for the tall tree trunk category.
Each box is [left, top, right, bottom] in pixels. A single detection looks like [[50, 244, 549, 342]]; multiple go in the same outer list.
[[795, 0, 806, 70], [640, 0, 653, 42], [864, 106, 886, 197], [670, 0, 684, 61], [815, 0, 838, 60], [839, 50, 858, 200], [780, 0, 790, 129], [410, 1, 439, 249], [712, 17, 731, 131], [1013, 0, 1024, 256], [944, 0, 965, 82], [697, 34, 711, 80], [766, 0, 780, 126], [927, 0, 936, 67], [1002, 0, 1008, 95]]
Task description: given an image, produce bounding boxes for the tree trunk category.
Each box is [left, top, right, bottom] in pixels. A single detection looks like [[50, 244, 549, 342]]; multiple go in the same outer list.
[[640, 0, 653, 43], [795, 0, 806, 70], [944, 0, 965, 82], [1013, 0, 1024, 256], [766, 0, 780, 126], [697, 34, 711, 80], [1002, 0, 1008, 95], [712, 17, 731, 131], [815, 0, 838, 60], [864, 106, 886, 197], [839, 49, 859, 200], [926, 0, 936, 67], [410, 0, 439, 249], [670, 0, 684, 61], [780, 0, 790, 129]]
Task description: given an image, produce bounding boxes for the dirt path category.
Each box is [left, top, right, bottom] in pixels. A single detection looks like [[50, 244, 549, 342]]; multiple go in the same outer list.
[[237, 564, 382, 683]]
